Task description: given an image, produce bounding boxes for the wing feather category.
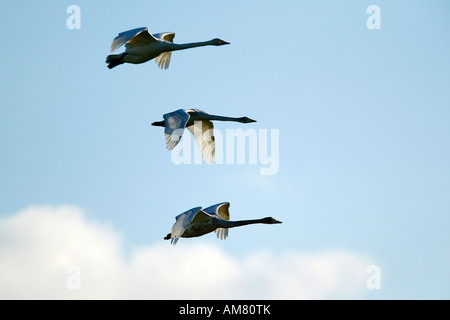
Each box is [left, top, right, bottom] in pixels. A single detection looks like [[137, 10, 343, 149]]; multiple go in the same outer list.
[[125, 29, 158, 50], [163, 110, 190, 150], [155, 52, 172, 69], [110, 27, 157, 52], [152, 33, 175, 69], [152, 32, 175, 43], [187, 120, 215, 164], [170, 206, 202, 245], [203, 202, 230, 240]]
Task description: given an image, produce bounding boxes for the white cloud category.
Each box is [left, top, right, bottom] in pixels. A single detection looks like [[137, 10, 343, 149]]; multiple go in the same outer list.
[[0, 205, 373, 299]]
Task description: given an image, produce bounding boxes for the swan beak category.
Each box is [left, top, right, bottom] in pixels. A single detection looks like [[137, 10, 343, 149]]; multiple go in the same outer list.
[[220, 39, 230, 45], [249, 118, 257, 123], [274, 219, 282, 224]]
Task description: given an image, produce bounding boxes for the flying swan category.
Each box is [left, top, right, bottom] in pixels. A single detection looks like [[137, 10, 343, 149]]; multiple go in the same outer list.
[[164, 202, 282, 245], [106, 27, 229, 69], [151, 109, 256, 164]]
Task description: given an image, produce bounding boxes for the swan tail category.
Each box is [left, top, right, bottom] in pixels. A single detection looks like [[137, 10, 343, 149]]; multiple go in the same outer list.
[[106, 53, 125, 69]]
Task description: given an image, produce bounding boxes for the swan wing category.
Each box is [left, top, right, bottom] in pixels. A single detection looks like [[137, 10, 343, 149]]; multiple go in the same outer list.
[[171, 207, 215, 245], [155, 52, 172, 69], [152, 33, 175, 69], [110, 27, 157, 52], [187, 120, 215, 164], [153, 32, 175, 43], [125, 28, 159, 49], [214, 227, 228, 240], [163, 109, 190, 150], [204, 202, 230, 240], [190, 209, 214, 224], [203, 202, 230, 220], [171, 206, 203, 245]]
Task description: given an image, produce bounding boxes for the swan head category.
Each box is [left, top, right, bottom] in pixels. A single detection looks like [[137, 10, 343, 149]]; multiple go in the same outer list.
[[212, 38, 230, 46], [240, 117, 257, 123], [262, 217, 282, 224]]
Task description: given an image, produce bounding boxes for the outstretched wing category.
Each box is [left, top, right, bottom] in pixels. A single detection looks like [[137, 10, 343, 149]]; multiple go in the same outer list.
[[170, 206, 206, 245], [203, 202, 230, 220], [155, 52, 172, 69], [153, 32, 175, 43], [187, 119, 215, 165], [110, 27, 158, 52], [203, 202, 230, 240], [163, 109, 190, 150], [153, 32, 175, 69]]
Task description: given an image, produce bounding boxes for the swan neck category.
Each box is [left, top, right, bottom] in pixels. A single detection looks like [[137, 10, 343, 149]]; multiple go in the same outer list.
[[203, 114, 245, 122], [170, 40, 216, 51], [219, 218, 267, 229]]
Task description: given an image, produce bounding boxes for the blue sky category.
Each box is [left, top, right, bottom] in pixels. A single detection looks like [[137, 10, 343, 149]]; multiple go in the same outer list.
[[0, 0, 449, 299]]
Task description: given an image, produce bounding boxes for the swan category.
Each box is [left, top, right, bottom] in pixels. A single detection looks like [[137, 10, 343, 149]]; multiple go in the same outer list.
[[164, 202, 282, 245], [151, 109, 256, 164], [106, 27, 229, 69]]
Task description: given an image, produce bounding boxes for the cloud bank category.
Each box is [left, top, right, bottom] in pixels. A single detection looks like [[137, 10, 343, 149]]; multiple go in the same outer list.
[[0, 206, 372, 299]]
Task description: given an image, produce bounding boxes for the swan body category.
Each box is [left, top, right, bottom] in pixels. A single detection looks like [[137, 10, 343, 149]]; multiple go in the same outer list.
[[152, 109, 256, 164], [164, 202, 282, 245], [106, 27, 229, 69]]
